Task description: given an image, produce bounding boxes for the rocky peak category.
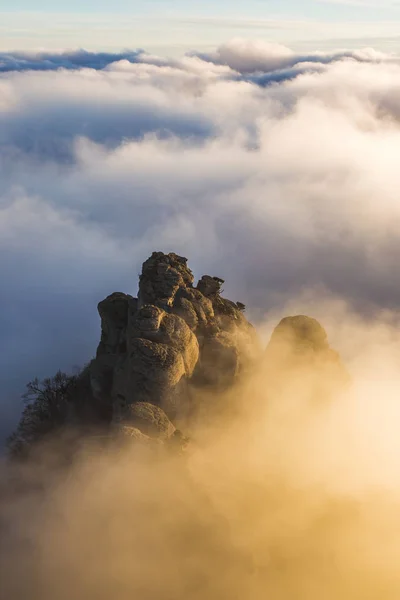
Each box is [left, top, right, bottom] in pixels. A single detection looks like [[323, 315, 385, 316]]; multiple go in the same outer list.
[[8, 253, 348, 459], [138, 251, 194, 310], [264, 315, 349, 405], [197, 275, 224, 298], [89, 251, 260, 444]]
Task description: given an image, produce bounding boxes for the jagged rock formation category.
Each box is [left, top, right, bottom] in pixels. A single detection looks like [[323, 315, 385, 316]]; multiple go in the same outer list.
[[8, 255, 348, 458], [89, 251, 260, 444]]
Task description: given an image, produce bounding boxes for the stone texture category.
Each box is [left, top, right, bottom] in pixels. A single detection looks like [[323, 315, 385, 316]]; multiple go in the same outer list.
[[112, 339, 186, 412], [88, 251, 261, 440], [117, 402, 176, 440], [173, 287, 214, 331], [113, 425, 154, 444], [129, 306, 199, 376], [197, 275, 224, 298], [138, 252, 194, 310], [193, 332, 239, 387]]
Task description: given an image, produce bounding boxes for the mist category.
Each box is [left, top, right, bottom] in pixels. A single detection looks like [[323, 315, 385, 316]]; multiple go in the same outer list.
[[3, 298, 400, 599], [4, 36, 400, 589]]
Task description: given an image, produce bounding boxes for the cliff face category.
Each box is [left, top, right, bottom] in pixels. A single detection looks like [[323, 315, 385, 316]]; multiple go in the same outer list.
[[89, 252, 260, 445]]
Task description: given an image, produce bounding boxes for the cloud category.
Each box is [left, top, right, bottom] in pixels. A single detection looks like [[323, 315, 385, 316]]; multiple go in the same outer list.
[[0, 49, 145, 73], [2, 39, 400, 442], [194, 38, 391, 73], [0, 41, 391, 77]]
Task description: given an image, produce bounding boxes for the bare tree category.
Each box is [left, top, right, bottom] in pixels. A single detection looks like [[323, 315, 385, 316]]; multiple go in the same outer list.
[[7, 370, 79, 458]]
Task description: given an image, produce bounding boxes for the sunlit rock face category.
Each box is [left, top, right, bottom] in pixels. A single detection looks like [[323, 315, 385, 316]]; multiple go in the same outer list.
[[89, 251, 261, 443]]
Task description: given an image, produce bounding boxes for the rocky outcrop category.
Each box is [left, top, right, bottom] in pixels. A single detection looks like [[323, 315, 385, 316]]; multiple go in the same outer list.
[[266, 315, 344, 366], [117, 402, 176, 439], [264, 315, 349, 405], [8, 254, 349, 459], [89, 251, 260, 444]]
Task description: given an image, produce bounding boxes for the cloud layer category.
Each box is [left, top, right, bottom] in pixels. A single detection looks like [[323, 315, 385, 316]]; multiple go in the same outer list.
[[0, 49, 145, 73], [2, 38, 400, 441]]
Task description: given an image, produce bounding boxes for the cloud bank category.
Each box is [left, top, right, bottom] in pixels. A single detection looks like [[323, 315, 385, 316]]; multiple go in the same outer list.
[[0, 49, 145, 73], [2, 38, 400, 441]]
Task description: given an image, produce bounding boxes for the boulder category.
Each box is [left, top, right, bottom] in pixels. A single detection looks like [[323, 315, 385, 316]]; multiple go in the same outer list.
[[117, 402, 176, 440]]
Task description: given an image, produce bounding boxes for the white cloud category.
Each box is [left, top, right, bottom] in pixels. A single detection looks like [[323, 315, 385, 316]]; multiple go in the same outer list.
[[2, 40, 400, 440]]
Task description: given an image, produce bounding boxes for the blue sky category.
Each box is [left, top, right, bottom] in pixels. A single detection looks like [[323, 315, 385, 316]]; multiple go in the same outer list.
[[1, 0, 400, 54]]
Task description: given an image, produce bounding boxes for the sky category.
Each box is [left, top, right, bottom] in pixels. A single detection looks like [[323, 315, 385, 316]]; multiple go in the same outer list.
[[2, 3, 400, 443], [5, 4, 400, 596], [2, 0, 400, 54]]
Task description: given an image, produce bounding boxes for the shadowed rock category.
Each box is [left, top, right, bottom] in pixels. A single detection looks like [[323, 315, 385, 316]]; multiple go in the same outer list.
[[269, 316, 329, 353], [264, 315, 349, 405], [266, 315, 343, 365]]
